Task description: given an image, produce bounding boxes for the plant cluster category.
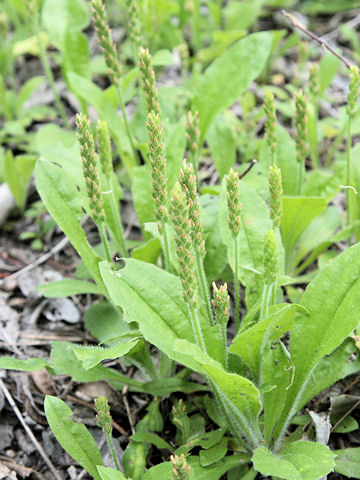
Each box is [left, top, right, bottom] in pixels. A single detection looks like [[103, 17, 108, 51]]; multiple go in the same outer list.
[[1, 0, 360, 479]]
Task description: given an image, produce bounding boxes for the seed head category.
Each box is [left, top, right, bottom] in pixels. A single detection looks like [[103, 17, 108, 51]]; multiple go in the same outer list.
[[90, 0, 121, 85], [347, 65, 360, 118], [264, 90, 277, 155], [76, 113, 105, 222], [138, 47, 161, 116], [94, 396, 112, 435], [171, 185, 198, 306], [179, 159, 204, 254], [96, 120, 113, 179], [263, 229, 279, 285], [225, 168, 241, 237], [212, 282, 230, 326], [268, 165, 283, 228], [146, 111, 169, 231], [185, 111, 200, 158], [125, 0, 143, 50], [294, 90, 308, 164], [170, 454, 191, 480]]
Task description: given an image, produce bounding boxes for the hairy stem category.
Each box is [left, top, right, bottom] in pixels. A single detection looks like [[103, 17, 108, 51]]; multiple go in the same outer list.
[[260, 282, 276, 321], [115, 86, 140, 165], [106, 175, 127, 257], [234, 234, 241, 332], [98, 222, 112, 264], [346, 115, 352, 230], [189, 305, 206, 353]]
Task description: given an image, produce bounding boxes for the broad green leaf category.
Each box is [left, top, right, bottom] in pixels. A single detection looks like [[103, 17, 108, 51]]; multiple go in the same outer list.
[[319, 53, 340, 95], [131, 432, 173, 451], [97, 466, 127, 480], [334, 447, 360, 478], [224, 0, 264, 30], [73, 339, 139, 370], [4, 151, 36, 209], [38, 279, 102, 298], [229, 304, 304, 377], [272, 243, 360, 445], [16, 76, 45, 113], [302, 168, 343, 201], [281, 196, 327, 272], [194, 32, 273, 142], [252, 442, 335, 480], [35, 159, 107, 293], [42, 0, 89, 48], [174, 339, 262, 448], [207, 114, 236, 178], [99, 259, 195, 359], [44, 396, 103, 480], [143, 455, 247, 480], [0, 357, 49, 371], [84, 302, 130, 344], [200, 438, 228, 467], [63, 31, 90, 79]]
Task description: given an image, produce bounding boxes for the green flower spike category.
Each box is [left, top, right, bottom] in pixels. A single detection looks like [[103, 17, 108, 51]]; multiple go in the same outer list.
[[96, 119, 113, 179], [125, 0, 143, 50], [225, 168, 241, 331], [90, 0, 121, 86], [212, 282, 230, 327], [178, 43, 189, 72], [185, 111, 200, 164], [263, 229, 279, 285], [268, 165, 283, 229], [171, 185, 206, 351], [179, 159, 213, 325], [94, 396, 120, 471], [347, 65, 360, 118], [309, 63, 320, 98], [294, 89, 308, 194], [146, 111, 169, 232], [76, 113, 105, 223], [138, 47, 161, 116], [179, 159, 204, 254], [264, 90, 277, 160], [226, 168, 241, 237], [170, 454, 191, 480]]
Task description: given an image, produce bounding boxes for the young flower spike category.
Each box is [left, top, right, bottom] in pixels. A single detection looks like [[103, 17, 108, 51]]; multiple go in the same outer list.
[[146, 111, 169, 232], [226, 168, 241, 237], [138, 47, 161, 116], [212, 282, 230, 327], [185, 111, 200, 167], [170, 454, 191, 480], [90, 0, 121, 85], [263, 229, 279, 285], [125, 0, 143, 50], [94, 396, 120, 471], [179, 159, 204, 253], [264, 90, 277, 160], [268, 165, 283, 229], [76, 113, 105, 223], [294, 89, 308, 194], [309, 63, 320, 98], [347, 65, 360, 118]]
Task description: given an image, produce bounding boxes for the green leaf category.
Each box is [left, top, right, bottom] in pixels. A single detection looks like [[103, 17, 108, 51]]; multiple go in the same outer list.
[[38, 279, 103, 298], [44, 395, 103, 480], [35, 159, 107, 293], [99, 259, 195, 360], [84, 302, 130, 345], [281, 196, 327, 272], [229, 304, 304, 377], [173, 339, 262, 448], [4, 151, 36, 209], [63, 31, 90, 79], [207, 114, 236, 178], [194, 32, 273, 142], [97, 466, 127, 480], [73, 340, 139, 370], [334, 447, 360, 478], [0, 357, 49, 371], [200, 438, 228, 467], [16, 76, 45, 113], [272, 243, 360, 445], [143, 455, 246, 480], [131, 432, 173, 451], [253, 442, 335, 480], [42, 0, 89, 49]]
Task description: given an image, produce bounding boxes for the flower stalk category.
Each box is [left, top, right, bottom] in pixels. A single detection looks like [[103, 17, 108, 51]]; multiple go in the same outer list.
[[260, 229, 279, 320], [226, 168, 241, 332], [268, 165, 283, 229], [294, 90, 308, 195], [212, 282, 230, 369]]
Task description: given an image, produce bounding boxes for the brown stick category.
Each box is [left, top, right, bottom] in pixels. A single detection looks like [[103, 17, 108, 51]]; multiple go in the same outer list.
[[239, 159, 257, 180], [281, 10, 353, 70]]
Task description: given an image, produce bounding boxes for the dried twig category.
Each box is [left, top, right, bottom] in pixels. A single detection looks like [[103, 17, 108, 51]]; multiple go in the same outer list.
[[239, 159, 257, 180], [0, 379, 63, 480], [281, 10, 353, 70]]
